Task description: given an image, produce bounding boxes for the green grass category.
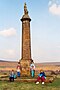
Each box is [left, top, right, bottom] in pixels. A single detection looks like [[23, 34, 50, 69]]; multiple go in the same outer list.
[[0, 78, 60, 90]]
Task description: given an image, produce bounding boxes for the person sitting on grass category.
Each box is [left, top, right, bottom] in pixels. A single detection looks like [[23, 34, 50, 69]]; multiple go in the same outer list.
[[35, 69, 46, 85], [9, 70, 14, 82]]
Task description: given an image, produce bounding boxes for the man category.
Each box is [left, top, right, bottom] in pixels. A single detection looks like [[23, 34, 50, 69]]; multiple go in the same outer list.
[[9, 70, 14, 82], [35, 69, 46, 84]]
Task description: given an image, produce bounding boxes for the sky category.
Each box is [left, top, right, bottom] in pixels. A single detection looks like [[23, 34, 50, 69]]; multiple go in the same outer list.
[[0, 0, 60, 63]]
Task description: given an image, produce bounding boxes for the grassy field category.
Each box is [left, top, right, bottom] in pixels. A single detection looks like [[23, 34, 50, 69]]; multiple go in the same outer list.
[[0, 78, 60, 90]]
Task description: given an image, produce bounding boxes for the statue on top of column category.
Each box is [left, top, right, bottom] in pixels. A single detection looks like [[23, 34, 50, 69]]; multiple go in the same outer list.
[[24, 3, 28, 15]]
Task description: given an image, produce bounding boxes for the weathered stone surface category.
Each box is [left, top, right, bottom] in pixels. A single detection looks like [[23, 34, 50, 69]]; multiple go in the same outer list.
[[20, 3, 32, 76], [20, 60, 31, 76]]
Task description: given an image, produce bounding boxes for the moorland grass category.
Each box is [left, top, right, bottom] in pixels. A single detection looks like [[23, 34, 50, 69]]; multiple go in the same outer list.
[[0, 78, 60, 90]]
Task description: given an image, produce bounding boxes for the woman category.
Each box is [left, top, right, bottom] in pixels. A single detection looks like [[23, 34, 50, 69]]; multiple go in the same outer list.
[[30, 60, 35, 77]]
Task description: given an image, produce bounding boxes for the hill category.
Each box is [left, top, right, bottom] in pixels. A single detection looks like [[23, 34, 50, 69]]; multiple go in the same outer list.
[[0, 60, 60, 71]]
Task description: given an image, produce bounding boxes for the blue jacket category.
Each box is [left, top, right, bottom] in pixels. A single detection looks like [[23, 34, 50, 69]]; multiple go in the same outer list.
[[9, 73, 14, 78], [38, 72, 46, 78]]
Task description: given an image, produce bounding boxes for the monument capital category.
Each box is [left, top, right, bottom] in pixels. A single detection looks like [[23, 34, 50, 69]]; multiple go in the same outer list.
[[21, 3, 31, 22]]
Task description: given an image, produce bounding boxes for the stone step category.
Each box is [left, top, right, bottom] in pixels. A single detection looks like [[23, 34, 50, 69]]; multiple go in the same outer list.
[[15, 78, 36, 82]]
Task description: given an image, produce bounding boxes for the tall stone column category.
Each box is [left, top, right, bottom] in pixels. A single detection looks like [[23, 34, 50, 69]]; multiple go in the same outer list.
[[20, 3, 32, 76]]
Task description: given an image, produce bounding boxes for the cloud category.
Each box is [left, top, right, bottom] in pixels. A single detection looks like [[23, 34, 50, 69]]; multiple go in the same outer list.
[[6, 49, 15, 56], [0, 28, 17, 37], [48, 1, 60, 15], [0, 49, 18, 60], [48, 0, 52, 6]]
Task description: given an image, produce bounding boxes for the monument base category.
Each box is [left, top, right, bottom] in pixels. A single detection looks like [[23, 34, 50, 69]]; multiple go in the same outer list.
[[20, 59, 32, 76]]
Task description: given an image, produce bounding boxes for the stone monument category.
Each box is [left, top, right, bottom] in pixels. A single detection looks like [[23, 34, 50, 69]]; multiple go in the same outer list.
[[20, 3, 32, 76]]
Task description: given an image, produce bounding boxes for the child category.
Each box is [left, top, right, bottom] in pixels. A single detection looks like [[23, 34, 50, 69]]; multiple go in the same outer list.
[[35, 69, 46, 84], [9, 70, 14, 82], [30, 60, 35, 77], [17, 62, 21, 77]]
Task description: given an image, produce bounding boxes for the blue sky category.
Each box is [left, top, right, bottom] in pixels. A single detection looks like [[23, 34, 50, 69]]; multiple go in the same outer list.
[[0, 0, 60, 63]]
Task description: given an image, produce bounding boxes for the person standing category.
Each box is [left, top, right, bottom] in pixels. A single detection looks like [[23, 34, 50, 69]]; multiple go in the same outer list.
[[30, 60, 35, 77], [17, 62, 21, 77]]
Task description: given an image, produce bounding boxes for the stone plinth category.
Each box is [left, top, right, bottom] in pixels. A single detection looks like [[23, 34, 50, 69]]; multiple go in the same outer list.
[[20, 60, 31, 76]]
